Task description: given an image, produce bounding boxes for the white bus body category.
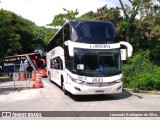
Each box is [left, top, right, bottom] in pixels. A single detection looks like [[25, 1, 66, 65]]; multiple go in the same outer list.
[[47, 20, 133, 95]]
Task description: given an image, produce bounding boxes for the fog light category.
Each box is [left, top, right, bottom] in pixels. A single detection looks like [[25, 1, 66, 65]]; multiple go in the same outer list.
[[74, 87, 81, 91], [117, 86, 122, 90]]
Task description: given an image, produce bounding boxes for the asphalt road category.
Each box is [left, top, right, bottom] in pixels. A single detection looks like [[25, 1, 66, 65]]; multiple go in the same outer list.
[[0, 78, 160, 120]]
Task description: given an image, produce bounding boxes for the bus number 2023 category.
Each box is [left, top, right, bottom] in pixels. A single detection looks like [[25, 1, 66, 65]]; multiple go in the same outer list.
[[92, 78, 103, 83]]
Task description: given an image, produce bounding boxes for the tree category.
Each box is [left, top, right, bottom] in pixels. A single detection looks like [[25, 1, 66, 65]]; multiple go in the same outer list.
[[43, 28, 57, 45], [96, 5, 122, 27], [79, 11, 97, 20], [118, 0, 143, 42], [0, 10, 22, 61], [0, 9, 52, 61], [48, 8, 79, 27], [32, 26, 48, 50], [139, 0, 160, 19], [118, 0, 160, 42]]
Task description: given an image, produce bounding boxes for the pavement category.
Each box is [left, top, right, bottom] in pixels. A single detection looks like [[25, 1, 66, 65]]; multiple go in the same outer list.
[[0, 78, 160, 120], [0, 76, 46, 103], [1, 77, 160, 102]]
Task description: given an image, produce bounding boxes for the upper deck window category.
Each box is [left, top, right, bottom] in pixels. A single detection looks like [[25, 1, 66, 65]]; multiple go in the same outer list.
[[70, 20, 118, 44]]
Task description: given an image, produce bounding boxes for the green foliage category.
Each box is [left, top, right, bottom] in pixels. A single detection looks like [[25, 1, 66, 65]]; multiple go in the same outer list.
[[123, 50, 160, 90], [32, 26, 51, 49], [79, 11, 97, 20], [119, 20, 129, 33], [48, 8, 79, 27], [0, 10, 22, 61], [0, 9, 53, 63], [96, 6, 121, 26], [43, 28, 58, 45]]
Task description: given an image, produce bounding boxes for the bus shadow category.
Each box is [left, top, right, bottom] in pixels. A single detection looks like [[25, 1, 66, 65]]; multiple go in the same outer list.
[[68, 90, 133, 102], [0, 87, 31, 95], [49, 81, 133, 102]]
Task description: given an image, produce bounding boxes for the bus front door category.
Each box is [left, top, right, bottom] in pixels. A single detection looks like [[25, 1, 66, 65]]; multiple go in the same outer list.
[[56, 57, 63, 86]]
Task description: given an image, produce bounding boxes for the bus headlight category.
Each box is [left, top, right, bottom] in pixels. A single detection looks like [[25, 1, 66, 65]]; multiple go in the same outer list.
[[75, 79, 85, 84], [114, 79, 122, 83], [69, 75, 85, 84]]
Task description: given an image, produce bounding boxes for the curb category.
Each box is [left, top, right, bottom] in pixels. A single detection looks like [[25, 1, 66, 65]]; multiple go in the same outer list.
[[123, 88, 160, 95]]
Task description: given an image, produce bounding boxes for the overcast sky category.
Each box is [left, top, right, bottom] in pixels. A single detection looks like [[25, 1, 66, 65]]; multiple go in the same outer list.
[[0, 0, 129, 26]]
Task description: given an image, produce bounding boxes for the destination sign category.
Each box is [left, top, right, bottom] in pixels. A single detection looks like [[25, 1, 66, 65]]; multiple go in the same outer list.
[[4, 56, 26, 62], [90, 44, 110, 49]]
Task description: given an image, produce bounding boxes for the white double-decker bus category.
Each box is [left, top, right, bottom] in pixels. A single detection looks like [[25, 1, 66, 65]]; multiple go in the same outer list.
[[47, 20, 133, 95]]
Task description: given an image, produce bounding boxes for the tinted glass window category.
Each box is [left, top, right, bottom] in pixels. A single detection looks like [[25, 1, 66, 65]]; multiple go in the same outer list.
[[70, 21, 118, 44], [50, 57, 63, 70], [73, 48, 121, 77], [54, 28, 63, 47], [64, 46, 73, 71], [64, 23, 71, 41]]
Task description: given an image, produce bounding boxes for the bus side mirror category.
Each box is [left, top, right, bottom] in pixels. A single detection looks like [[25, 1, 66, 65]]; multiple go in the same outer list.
[[120, 41, 133, 59]]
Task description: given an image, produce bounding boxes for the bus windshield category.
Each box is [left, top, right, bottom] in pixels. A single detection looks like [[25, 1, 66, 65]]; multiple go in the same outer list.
[[70, 20, 118, 44], [73, 48, 121, 77]]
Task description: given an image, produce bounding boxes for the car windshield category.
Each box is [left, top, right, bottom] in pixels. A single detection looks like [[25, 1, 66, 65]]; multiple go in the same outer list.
[[70, 21, 118, 44], [73, 48, 121, 77]]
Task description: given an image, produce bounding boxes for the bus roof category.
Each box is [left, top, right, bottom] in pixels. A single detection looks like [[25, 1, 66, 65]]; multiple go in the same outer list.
[[47, 20, 114, 44], [69, 20, 112, 24]]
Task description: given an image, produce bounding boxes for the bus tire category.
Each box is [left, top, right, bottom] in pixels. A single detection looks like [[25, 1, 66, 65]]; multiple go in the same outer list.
[[61, 76, 68, 95]]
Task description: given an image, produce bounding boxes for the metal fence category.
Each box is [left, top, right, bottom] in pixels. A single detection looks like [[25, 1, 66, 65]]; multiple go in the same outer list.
[[0, 72, 33, 91]]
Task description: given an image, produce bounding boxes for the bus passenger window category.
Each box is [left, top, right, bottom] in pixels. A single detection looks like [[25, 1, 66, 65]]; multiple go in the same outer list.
[[56, 57, 63, 70]]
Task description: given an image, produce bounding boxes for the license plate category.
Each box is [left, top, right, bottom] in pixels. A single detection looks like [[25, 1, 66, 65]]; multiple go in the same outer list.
[[95, 90, 104, 93]]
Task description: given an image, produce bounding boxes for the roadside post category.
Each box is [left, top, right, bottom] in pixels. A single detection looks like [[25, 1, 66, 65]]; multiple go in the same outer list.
[[13, 72, 19, 88]]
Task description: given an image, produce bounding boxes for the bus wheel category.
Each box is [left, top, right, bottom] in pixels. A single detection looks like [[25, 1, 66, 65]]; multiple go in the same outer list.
[[61, 77, 68, 95]]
